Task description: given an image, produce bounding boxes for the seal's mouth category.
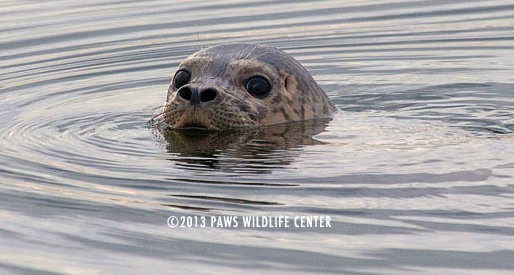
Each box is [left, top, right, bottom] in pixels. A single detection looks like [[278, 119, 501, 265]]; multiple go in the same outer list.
[[172, 108, 215, 130], [175, 117, 214, 130]]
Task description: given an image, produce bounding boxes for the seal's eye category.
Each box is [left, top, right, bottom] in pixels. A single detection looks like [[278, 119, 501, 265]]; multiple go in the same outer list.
[[245, 76, 271, 98], [173, 70, 191, 89]]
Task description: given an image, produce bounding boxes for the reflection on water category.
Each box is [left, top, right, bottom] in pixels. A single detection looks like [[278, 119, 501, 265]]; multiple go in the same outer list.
[[159, 119, 330, 173], [1, 0, 514, 274]]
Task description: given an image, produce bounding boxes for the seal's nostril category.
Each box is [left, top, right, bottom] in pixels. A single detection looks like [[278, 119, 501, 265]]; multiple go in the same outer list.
[[177, 86, 216, 104], [200, 88, 218, 102], [178, 87, 192, 101]]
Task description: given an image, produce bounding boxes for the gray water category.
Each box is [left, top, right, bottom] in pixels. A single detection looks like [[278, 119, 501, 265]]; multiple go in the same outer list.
[[1, 1, 514, 274]]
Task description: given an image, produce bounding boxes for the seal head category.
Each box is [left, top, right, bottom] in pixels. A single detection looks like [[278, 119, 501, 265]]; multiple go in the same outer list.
[[160, 43, 337, 130]]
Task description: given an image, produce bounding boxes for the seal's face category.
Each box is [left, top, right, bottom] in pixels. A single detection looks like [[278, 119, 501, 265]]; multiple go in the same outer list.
[[161, 43, 336, 130]]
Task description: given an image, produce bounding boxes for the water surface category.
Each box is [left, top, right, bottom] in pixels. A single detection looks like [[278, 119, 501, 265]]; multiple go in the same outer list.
[[1, 1, 514, 274]]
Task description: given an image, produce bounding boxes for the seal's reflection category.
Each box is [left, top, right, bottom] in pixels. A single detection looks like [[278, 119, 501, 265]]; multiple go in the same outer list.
[[160, 118, 331, 173]]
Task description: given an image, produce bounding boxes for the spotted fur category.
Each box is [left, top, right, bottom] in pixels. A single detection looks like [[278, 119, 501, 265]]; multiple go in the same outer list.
[[160, 43, 337, 130]]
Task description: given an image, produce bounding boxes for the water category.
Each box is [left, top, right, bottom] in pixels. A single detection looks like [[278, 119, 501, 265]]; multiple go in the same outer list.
[[1, 0, 514, 274]]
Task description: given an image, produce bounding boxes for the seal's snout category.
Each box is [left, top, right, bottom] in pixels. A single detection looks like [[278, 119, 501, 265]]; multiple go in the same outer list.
[[161, 43, 337, 131], [177, 85, 218, 105]]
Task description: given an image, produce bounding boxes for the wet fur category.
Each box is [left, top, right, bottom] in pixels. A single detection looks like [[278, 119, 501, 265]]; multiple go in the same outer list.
[[159, 43, 337, 130]]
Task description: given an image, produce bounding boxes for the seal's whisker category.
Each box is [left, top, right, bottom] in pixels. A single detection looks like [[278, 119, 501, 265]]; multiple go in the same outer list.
[[194, 27, 204, 51], [159, 43, 336, 130], [243, 44, 258, 60], [150, 105, 168, 123]]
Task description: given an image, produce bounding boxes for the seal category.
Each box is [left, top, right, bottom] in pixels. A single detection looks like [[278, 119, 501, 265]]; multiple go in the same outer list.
[[159, 43, 337, 130]]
